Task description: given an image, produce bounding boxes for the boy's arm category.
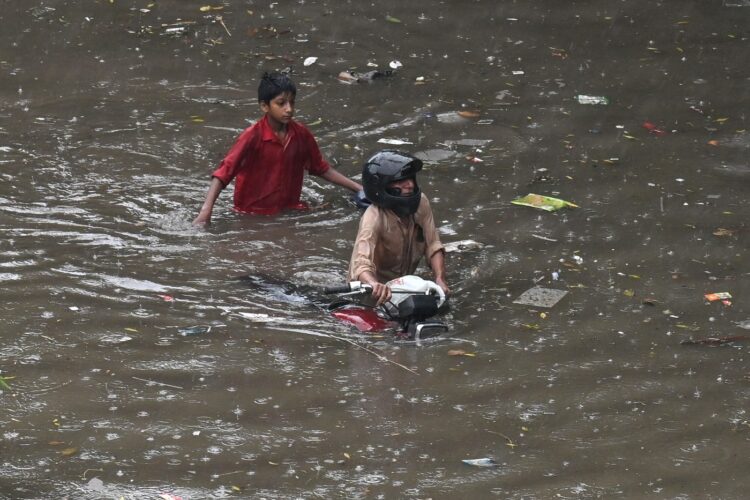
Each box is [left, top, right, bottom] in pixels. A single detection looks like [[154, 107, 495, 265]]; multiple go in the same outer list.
[[193, 177, 225, 226], [358, 270, 392, 306], [429, 250, 450, 296], [318, 167, 363, 193]]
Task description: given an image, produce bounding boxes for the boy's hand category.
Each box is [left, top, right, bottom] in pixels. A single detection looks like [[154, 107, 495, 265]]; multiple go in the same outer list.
[[436, 277, 451, 297], [192, 212, 211, 226], [369, 281, 392, 306]]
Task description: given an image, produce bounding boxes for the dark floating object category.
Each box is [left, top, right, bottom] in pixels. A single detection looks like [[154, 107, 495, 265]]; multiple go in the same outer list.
[[680, 335, 750, 346]]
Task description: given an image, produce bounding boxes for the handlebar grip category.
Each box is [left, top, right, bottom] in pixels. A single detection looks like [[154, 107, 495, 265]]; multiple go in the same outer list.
[[323, 284, 353, 295]]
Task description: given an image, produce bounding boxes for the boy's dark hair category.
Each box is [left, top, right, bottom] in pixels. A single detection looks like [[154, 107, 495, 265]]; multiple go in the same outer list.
[[258, 72, 296, 103]]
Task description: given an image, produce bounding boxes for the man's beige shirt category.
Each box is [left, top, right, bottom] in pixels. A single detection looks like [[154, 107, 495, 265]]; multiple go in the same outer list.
[[349, 194, 444, 283]]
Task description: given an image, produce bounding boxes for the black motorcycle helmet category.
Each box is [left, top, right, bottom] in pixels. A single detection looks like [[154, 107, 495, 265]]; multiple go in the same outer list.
[[362, 150, 422, 217]]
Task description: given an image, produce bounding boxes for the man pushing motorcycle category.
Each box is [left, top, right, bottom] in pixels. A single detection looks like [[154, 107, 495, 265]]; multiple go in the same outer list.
[[348, 150, 450, 306]]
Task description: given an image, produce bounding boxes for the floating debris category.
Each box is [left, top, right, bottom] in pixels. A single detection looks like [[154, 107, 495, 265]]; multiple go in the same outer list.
[[414, 149, 458, 162], [681, 335, 749, 346], [443, 239, 485, 253], [705, 292, 732, 306], [576, 95, 609, 105], [377, 138, 413, 145], [0, 375, 13, 390], [511, 193, 578, 212], [337, 69, 393, 84], [444, 139, 493, 147], [448, 349, 476, 357], [462, 457, 498, 467], [177, 325, 212, 336], [642, 120, 668, 136], [513, 287, 569, 308]]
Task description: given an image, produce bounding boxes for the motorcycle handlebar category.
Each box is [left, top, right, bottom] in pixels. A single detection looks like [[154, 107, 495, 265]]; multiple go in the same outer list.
[[323, 282, 373, 295], [323, 284, 353, 295]]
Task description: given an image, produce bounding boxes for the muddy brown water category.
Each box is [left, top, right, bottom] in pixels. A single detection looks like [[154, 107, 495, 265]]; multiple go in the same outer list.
[[1, 1, 749, 498]]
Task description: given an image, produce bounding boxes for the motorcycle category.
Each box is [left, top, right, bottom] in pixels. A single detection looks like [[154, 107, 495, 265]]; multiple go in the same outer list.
[[323, 275, 449, 340]]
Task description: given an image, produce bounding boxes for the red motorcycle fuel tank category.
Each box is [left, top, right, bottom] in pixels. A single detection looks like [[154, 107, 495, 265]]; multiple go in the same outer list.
[[330, 304, 393, 332]]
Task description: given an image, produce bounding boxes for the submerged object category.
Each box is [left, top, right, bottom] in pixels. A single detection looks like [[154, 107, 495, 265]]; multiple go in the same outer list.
[[443, 239, 484, 253], [513, 287, 568, 308], [462, 457, 498, 467], [177, 325, 211, 337], [337, 69, 394, 84], [324, 275, 448, 340]]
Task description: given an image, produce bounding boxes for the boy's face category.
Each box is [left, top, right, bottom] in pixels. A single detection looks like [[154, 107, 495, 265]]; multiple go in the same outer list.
[[261, 91, 295, 126], [386, 178, 416, 196]]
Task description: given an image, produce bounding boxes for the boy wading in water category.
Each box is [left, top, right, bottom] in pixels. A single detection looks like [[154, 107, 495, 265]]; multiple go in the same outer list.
[[194, 72, 363, 225], [349, 150, 450, 306]]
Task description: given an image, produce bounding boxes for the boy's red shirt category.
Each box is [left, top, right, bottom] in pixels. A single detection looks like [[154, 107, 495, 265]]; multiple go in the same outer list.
[[211, 115, 330, 215]]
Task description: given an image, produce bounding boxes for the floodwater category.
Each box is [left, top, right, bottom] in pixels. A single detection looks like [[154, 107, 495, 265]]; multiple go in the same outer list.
[[1, 0, 749, 498]]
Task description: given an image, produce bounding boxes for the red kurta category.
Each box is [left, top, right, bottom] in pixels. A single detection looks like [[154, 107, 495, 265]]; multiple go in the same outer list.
[[211, 115, 330, 215]]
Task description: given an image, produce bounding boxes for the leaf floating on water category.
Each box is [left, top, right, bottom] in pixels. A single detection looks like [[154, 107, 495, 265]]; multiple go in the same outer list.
[[385, 15, 402, 23], [713, 227, 738, 237], [199, 5, 223, 12], [458, 110, 481, 119], [623, 289, 635, 297], [0, 375, 12, 390], [447, 349, 475, 357], [675, 323, 700, 331], [60, 447, 79, 457]]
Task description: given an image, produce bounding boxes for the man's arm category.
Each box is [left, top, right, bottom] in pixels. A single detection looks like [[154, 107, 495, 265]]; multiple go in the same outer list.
[[193, 177, 225, 226], [319, 167, 363, 193]]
